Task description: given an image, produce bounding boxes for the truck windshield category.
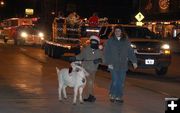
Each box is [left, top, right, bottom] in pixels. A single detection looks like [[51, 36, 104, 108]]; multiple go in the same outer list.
[[99, 26, 159, 39], [17, 25, 36, 34], [123, 27, 157, 39]]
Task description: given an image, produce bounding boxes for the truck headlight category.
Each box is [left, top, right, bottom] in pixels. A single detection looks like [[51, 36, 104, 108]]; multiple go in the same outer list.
[[161, 44, 170, 50], [161, 44, 171, 55], [38, 32, 44, 38], [20, 32, 28, 38]]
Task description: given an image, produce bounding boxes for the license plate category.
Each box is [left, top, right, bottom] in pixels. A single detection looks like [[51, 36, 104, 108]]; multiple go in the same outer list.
[[145, 59, 154, 65]]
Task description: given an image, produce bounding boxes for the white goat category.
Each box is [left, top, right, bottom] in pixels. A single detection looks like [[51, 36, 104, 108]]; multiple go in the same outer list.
[[56, 61, 89, 104]]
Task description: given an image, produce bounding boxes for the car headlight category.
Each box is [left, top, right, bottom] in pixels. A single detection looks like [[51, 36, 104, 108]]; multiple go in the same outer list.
[[161, 44, 171, 55], [131, 44, 136, 49], [20, 32, 28, 38], [161, 44, 170, 50], [38, 32, 44, 38]]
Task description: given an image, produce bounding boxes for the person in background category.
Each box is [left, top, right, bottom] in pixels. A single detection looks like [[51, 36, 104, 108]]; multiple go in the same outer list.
[[66, 11, 80, 27], [104, 26, 138, 103], [70, 35, 103, 102], [88, 12, 99, 27]]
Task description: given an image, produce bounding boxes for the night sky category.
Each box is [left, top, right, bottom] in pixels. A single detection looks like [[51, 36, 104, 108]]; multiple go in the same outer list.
[[0, 0, 41, 18], [0, 0, 138, 23]]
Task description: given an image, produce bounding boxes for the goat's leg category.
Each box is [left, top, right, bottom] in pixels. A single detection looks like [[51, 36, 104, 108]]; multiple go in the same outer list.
[[62, 86, 67, 99], [58, 84, 63, 101], [79, 87, 84, 104], [73, 87, 78, 105]]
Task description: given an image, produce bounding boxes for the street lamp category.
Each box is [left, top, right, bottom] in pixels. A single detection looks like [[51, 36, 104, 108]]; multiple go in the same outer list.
[[0, 1, 4, 6]]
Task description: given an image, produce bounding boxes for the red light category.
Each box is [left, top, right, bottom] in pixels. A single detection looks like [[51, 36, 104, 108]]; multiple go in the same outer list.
[[32, 18, 38, 21]]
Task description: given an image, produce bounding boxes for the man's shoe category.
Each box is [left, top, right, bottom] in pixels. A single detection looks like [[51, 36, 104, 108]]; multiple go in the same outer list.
[[83, 95, 91, 102], [110, 98, 115, 103], [90, 95, 96, 102], [84, 95, 96, 102], [109, 95, 115, 103], [115, 98, 124, 103]]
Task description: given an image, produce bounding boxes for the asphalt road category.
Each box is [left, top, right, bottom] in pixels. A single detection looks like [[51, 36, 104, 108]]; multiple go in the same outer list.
[[0, 42, 180, 113]]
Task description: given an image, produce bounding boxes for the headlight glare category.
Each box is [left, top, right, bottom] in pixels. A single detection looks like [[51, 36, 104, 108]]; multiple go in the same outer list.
[[161, 44, 170, 50], [40, 37, 44, 40], [38, 32, 44, 38], [164, 50, 171, 54], [20, 32, 28, 38]]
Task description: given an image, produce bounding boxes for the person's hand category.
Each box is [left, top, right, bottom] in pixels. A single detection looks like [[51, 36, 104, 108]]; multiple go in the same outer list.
[[108, 65, 113, 70], [93, 58, 102, 64], [133, 63, 138, 69], [69, 56, 76, 62]]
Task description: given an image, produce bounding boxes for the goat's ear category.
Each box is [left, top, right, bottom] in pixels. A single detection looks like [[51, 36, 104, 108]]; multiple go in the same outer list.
[[70, 62, 75, 67]]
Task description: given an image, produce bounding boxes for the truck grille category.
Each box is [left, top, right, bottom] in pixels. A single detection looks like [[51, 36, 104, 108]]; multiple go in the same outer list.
[[137, 48, 160, 53], [133, 42, 161, 55]]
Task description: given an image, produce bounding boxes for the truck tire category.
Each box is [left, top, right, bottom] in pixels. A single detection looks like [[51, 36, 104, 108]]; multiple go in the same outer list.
[[17, 39, 25, 46], [4, 38, 8, 43], [52, 46, 64, 58], [14, 39, 17, 45], [155, 67, 168, 76], [74, 49, 80, 55], [44, 43, 49, 55], [48, 45, 53, 57], [3, 36, 8, 43], [51, 46, 57, 58]]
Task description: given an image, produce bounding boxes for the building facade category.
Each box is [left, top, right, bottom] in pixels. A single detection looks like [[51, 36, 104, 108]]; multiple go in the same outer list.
[[136, 0, 180, 39]]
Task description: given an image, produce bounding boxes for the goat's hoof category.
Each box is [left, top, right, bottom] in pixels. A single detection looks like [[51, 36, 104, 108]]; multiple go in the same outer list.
[[80, 102, 84, 104], [58, 99, 62, 102], [64, 97, 67, 100], [73, 103, 76, 105]]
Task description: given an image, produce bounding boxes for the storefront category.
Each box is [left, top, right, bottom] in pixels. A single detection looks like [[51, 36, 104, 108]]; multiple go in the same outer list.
[[133, 0, 180, 39], [144, 20, 180, 39]]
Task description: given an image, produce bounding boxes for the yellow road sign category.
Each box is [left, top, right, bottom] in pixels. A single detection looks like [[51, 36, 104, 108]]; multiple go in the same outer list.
[[136, 21, 144, 26], [135, 12, 144, 22]]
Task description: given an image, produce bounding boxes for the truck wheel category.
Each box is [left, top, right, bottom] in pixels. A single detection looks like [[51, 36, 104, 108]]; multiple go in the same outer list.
[[51, 47, 56, 58], [44, 44, 48, 55], [48, 45, 52, 57], [52, 47, 63, 58], [17, 40, 21, 45], [155, 67, 168, 76], [74, 49, 80, 55], [17, 39, 25, 46], [14, 39, 17, 45], [4, 38, 8, 43]]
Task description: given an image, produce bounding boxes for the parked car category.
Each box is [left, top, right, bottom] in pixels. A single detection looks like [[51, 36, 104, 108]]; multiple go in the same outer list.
[[99, 24, 171, 76]]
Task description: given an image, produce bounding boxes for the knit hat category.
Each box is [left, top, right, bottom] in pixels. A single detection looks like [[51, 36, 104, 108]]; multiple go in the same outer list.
[[89, 35, 100, 43]]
